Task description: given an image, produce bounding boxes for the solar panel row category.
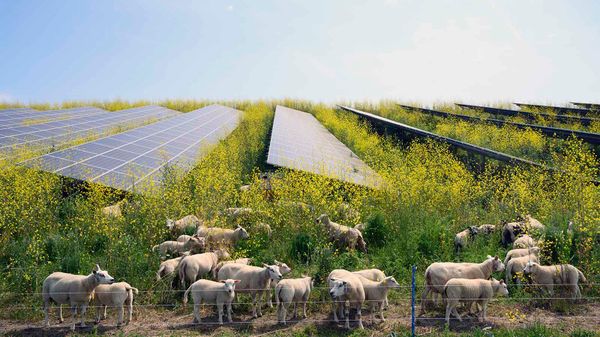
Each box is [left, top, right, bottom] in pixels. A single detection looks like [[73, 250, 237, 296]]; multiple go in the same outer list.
[[0, 107, 37, 115], [23, 104, 242, 191], [0, 105, 179, 154], [267, 105, 381, 188], [0, 106, 108, 131]]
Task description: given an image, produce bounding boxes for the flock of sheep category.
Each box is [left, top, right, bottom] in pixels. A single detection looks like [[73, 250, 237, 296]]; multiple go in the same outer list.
[[40, 194, 588, 331]]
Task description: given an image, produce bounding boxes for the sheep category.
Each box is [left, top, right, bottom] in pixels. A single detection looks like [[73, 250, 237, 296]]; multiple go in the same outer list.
[[267, 260, 292, 308], [178, 249, 230, 289], [223, 207, 253, 219], [352, 269, 388, 308], [166, 214, 202, 234], [523, 262, 587, 299], [196, 225, 250, 247], [505, 254, 539, 284], [522, 214, 546, 232], [156, 256, 184, 282], [183, 279, 240, 325], [454, 226, 479, 252], [501, 221, 525, 246], [253, 222, 273, 237], [101, 200, 125, 218], [93, 282, 138, 326], [217, 263, 282, 318], [316, 214, 367, 253], [239, 184, 251, 192], [444, 278, 509, 326], [177, 234, 193, 243], [477, 224, 496, 235], [42, 264, 115, 331], [356, 275, 401, 322], [336, 202, 360, 221], [420, 256, 505, 314], [275, 276, 314, 324], [513, 234, 536, 248], [504, 246, 540, 265], [152, 236, 206, 258], [214, 258, 253, 276], [327, 269, 366, 329]]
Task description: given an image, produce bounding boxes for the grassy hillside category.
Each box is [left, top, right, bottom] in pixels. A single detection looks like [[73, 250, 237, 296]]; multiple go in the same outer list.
[[0, 100, 598, 336]]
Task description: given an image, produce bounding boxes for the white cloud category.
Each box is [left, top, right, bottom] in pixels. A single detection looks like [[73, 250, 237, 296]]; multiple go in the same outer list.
[[226, 5, 234, 11]]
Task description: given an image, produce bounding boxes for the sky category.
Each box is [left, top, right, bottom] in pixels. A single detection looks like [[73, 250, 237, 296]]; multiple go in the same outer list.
[[1, 0, 599, 104]]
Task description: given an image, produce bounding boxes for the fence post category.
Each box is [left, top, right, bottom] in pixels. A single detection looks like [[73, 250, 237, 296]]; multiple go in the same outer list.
[[411, 265, 416, 337]]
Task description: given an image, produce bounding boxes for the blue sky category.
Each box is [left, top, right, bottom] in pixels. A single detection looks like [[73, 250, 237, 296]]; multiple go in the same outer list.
[[1, 0, 599, 104]]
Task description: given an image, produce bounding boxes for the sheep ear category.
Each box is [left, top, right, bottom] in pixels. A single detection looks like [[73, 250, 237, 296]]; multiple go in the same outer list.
[[494, 256, 499, 260], [273, 259, 280, 265], [234, 279, 241, 283], [220, 280, 227, 283], [95, 264, 101, 272], [262, 263, 269, 267], [342, 281, 347, 285], [330, 277, 337, 282]]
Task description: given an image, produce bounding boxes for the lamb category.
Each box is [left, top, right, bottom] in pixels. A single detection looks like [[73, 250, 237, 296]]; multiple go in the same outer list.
[[217, 263, 282, 318], [42, 264, 115, 331], [477, 224, 496, 235], [267, 260, 292, 308], [152, 236, 206, 258], [223, 207, 253, 219], [183, 279, 240, 324], [93, 282, 138, 326], [454, 226, 479, 252], [501, 221, 524, 246], [523, 262, 587, 299], [101, 200, 125, 218], [444, 278, 509, 326], [177, 234, 193, 243], [275, 276, 314, 324], [156, 256, 184, 288], [166, 214, 202, 234], [513, 234, 536, 248], [178, 249, 230, 288], [420, 256, 505, 314], [214, 258, 253, 276], [316, 214, 367, 253], [505, 254, 539, 284], [352, 269, 388, 308], [327, 269, 366, 329], [356, 275, 401, 322], [504, 246, 540, 265], [196, 225, 250, 247], [522, 214, 546, 232]]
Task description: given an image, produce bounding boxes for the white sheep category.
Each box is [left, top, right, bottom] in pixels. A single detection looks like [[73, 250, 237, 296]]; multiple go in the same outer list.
[[522, 214, 546, 232], [239, 184, 251, 192], [501, 221, 525, 246], [356, 275, 401, 322], [178, 249, 230, 288], [177, 234, 193, 243], [327, 269, 366, 329], [420, 256, 505, 314], [223, 207, 254, 219], [166, 214, 202, 234], [267, 260, 292, 308], [352, 269, 388, 308], [316, 214, 367, 253], [196, 225, 250, 247], [454, 226, 479, 252], [101, 200, 125, 218], [93, 282, 138, 326], [513, 234, 536, 248], [504, 246, 540, 265], [183, 279, 240, 324], [253, 222, 273, 237], [152, 236, 206, 258], [505, 254, 539, 284], [42, 264, 115, 331], [214, 258, 253, 276], [217, 263, 282, 318], [275, 276, 313, 324], [354, 223, 366, 232], [156, 256, 184, 283], [444, 278, 508, 326], [523, 262, 587, 299]]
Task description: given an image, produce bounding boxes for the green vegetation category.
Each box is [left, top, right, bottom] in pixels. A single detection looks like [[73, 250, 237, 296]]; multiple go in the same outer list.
[[0, 100, 598, 336]]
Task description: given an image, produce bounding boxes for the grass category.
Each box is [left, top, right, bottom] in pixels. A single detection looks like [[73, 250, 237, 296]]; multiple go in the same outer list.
[[0, 100, 598, 337]]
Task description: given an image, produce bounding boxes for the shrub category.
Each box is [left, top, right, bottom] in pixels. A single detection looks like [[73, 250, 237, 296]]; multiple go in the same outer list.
[[290, 233, 313, 264], [363, 212, 387, 247]]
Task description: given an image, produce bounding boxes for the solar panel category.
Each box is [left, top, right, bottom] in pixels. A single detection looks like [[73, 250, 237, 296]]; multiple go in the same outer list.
[[0, 107, 36, 115], [0, 106, 108, 131], [0, 105, 179, 155], [571, 102, 600, 110], [513, 103, 593, 116], [23, 104, 242, 191], [267, 105, 382, 188]]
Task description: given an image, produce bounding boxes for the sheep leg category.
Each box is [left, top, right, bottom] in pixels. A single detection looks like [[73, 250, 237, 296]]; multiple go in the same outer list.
[[292, 301, 298, 319], [356, 302, 364, 329], [226, 300, 233, 323], [379, 301, 386, 322], [103, 304, 107, 320], [452, 307, 462, 322], [193, 303, 201, 323], [302, 301, 307, 318], [420, 286, 431, 314], [79, 304, 88, 328], [480, 302, 488, 322], [95, 304, 101, 324], [344, 302, 350, 329], [127, 292, 133, 324], [267, 288, 274, 308], [217, 302, 224, 325], [117, 305, 124, 327], [70, 305, 77, 331], [332, 300, 339, 323], [282, 301, 289, 325], [58, 304, 64, 323], [43, 300, 51, 327], [445, 303, 452, 326], [251, 292, 259, 318]]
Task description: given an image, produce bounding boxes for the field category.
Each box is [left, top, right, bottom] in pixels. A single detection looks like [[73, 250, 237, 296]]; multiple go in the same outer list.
[[0, 100, 598, 337]]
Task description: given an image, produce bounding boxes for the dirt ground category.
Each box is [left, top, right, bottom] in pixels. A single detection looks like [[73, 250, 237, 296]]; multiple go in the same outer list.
[[1, 300, 599, 337]]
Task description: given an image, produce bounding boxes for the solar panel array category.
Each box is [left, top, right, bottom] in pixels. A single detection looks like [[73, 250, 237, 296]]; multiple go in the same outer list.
[[0, 105, 179, 154], [0, 106, 108, 131], [0, 107, 36, 115], [267, 105, 382, 188], [23, 104, 242, 191]]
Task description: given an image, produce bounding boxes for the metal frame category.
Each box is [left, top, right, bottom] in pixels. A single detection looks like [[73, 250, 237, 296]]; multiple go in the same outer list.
[[456, 103, 599, 126], [514, 103, 596, 116]]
